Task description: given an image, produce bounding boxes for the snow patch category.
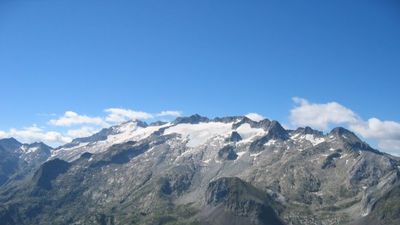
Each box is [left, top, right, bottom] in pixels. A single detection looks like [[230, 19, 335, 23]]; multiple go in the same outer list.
[[236, 151, 246, 159], [265, 140, 276, 146], [202, 159, 211, 164], [264, 140, 277, 146], [53, 122, 170, 161], [106, 122, 170, 145], [235, 123, 266, 142], [304, 134, 325, 146], [19, 145, 40, 154], [215, 158, 222, 164], [250, 152, 262, 157], [164, 122, 233, 147], [314, 191, 324, 196], [291, 134, 325, 146], [291, 133, 301, 139]]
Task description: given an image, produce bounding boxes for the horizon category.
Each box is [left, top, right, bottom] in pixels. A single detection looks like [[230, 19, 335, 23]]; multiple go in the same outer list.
[[1, 0, 399, 155], [0, 111, 398, 157]]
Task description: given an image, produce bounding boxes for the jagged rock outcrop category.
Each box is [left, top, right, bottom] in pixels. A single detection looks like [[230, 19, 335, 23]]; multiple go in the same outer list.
[[203, 177, 285, 225], [32, 159, 70, 190], [0, 139, 52, 186]]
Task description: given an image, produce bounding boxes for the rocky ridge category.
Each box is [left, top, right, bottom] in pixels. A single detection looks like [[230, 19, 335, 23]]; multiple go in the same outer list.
[[0, 115, 398, 225]]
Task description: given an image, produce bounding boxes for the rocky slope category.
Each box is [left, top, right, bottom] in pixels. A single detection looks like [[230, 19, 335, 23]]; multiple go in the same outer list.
[[0, 138, 52, 186], [0, 115, 399, 225]]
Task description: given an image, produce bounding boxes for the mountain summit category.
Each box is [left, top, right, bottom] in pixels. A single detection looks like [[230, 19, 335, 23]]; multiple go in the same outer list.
[[0, 115, 399, 225]]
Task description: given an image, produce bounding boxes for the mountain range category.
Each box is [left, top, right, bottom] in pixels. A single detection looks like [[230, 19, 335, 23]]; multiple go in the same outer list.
[[0, 114, 399, 225]]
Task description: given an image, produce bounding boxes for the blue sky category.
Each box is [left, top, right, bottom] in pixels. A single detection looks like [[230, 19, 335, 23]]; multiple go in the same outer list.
[[0, 1, 399, 154]]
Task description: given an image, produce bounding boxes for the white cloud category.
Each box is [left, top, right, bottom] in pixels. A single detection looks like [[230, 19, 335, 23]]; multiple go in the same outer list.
[[0, 125, 72, 146], [245, 113, 265, 122], [378, 140, 400, 156], [290, 97, 359, 130], [66, 126, 100, 138], [349, 118, 400, 155], [156, 110, 182, 117], [49, 111, 107, 127], [1, 107, 182, 147], [290, 97, 400, 154], [349, 118, 400, 140], [0, 125, 104, 147], [105, 108, 154, 123]]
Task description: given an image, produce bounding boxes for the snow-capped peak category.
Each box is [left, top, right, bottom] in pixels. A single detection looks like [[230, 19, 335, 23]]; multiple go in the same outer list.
[[51, 120, 171, 161]]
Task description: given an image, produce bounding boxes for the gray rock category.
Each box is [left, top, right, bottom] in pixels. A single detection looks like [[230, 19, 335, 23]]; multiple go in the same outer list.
[[0, 116, 398, 225]]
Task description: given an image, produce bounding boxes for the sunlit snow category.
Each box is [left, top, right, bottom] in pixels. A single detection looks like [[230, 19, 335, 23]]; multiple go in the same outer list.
[[164, 122, 233, 147]]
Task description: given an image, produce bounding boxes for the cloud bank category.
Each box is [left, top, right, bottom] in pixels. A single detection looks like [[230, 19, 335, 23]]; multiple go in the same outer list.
[[0, 125, 72, 146], [0, 108, 182, 147], [105, 108, 154, 123], [49, 111, 107, 127], [2, 100, 399, 156], [157, 110, 182, 117], [290, 97, 400, 155]]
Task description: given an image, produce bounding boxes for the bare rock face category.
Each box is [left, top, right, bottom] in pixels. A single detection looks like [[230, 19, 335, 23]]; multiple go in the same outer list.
[[0, 138, 52, 186], [203, 177, 285, 225], [0, 115, 399, 225], [229, 131, 242, 142], [32, 158, 70, 191], [218, 145, 238, 160]]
